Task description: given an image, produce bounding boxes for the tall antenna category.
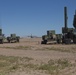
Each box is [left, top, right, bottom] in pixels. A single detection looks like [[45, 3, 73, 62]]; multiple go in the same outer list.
[[75, 10, 76, 15], [73, 10, 76, 28], [64, 7, 68, 29], [0, 14, 2, 29]]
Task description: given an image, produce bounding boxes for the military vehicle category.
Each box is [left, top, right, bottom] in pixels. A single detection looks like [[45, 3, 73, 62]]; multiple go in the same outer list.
[[0, 28, 6, 44], [7, 34, 20, 43], [41, 6, 76, 44], [62, 7, 76, 44], [41, 30, 62, 44]]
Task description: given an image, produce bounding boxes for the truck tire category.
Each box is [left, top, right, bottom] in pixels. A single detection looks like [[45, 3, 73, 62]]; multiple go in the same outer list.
[[73, 38, 76, 44], [41, 41, 44, 44], [17, 38, 19, 42], [57, 39, 61, 44], [7, 37, 11, 43], [41, 40, 47, 44], [8, 40, 11, 43], [0, 39, 3, 44], [65, 39, 71, 44]]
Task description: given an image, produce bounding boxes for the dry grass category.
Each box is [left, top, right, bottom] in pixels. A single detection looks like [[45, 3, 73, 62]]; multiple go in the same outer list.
[[0, 55, 33, 75], [0, 55, 75, 75], [0, 45, 76, 53], [37, 59, 73, 75], [42, 46, 76, 53], [0, 38, 76, 75], [0, 46, 32, 50]]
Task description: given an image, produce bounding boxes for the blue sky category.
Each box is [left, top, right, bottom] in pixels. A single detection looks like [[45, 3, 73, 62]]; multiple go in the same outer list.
[[0, 0, 76, 37]]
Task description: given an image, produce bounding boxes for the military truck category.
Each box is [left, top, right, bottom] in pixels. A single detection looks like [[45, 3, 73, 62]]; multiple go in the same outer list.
[[0, 28, 6, 44], [7, 34, 20, 43], [41, 30, 62, 44], [62, 7, 76, 44], [41, 6, 76, 44]]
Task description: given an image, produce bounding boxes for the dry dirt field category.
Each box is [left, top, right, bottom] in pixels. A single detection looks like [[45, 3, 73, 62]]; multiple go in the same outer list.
[[0, 38, 76, 75]]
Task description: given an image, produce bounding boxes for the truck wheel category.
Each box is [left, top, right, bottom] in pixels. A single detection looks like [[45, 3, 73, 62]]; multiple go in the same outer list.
[[1, 40, 3, 44], [17, 39, 19, 42], [65, 39, 71, 44], [41, 41, 44, 44], [8, 40, 10, 43], [44, 40, 47, 44], [57, 39, 61, 44], [41, 40, 47, 44], [73, 38, 76, 44]]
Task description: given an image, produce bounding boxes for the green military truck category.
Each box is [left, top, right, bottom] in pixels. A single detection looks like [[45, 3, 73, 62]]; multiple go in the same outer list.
[[0, 29, 6, 44], [7, 34, 20, 43], [41, 30, 62, 44]]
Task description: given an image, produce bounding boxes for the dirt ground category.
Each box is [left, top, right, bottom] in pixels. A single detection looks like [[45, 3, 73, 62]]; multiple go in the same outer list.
[[0, 38, 76, 75]]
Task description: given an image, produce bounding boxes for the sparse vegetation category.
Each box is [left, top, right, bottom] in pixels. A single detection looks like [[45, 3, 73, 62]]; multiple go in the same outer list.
[[0, 44, 76, 53], [0, 38, 76, 75], [37, 59, 72, 74], [0, 46, 32, 50], [0, 55, 75, 75], [41, 46, 76, 53], [0, 55, 33, 75]]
